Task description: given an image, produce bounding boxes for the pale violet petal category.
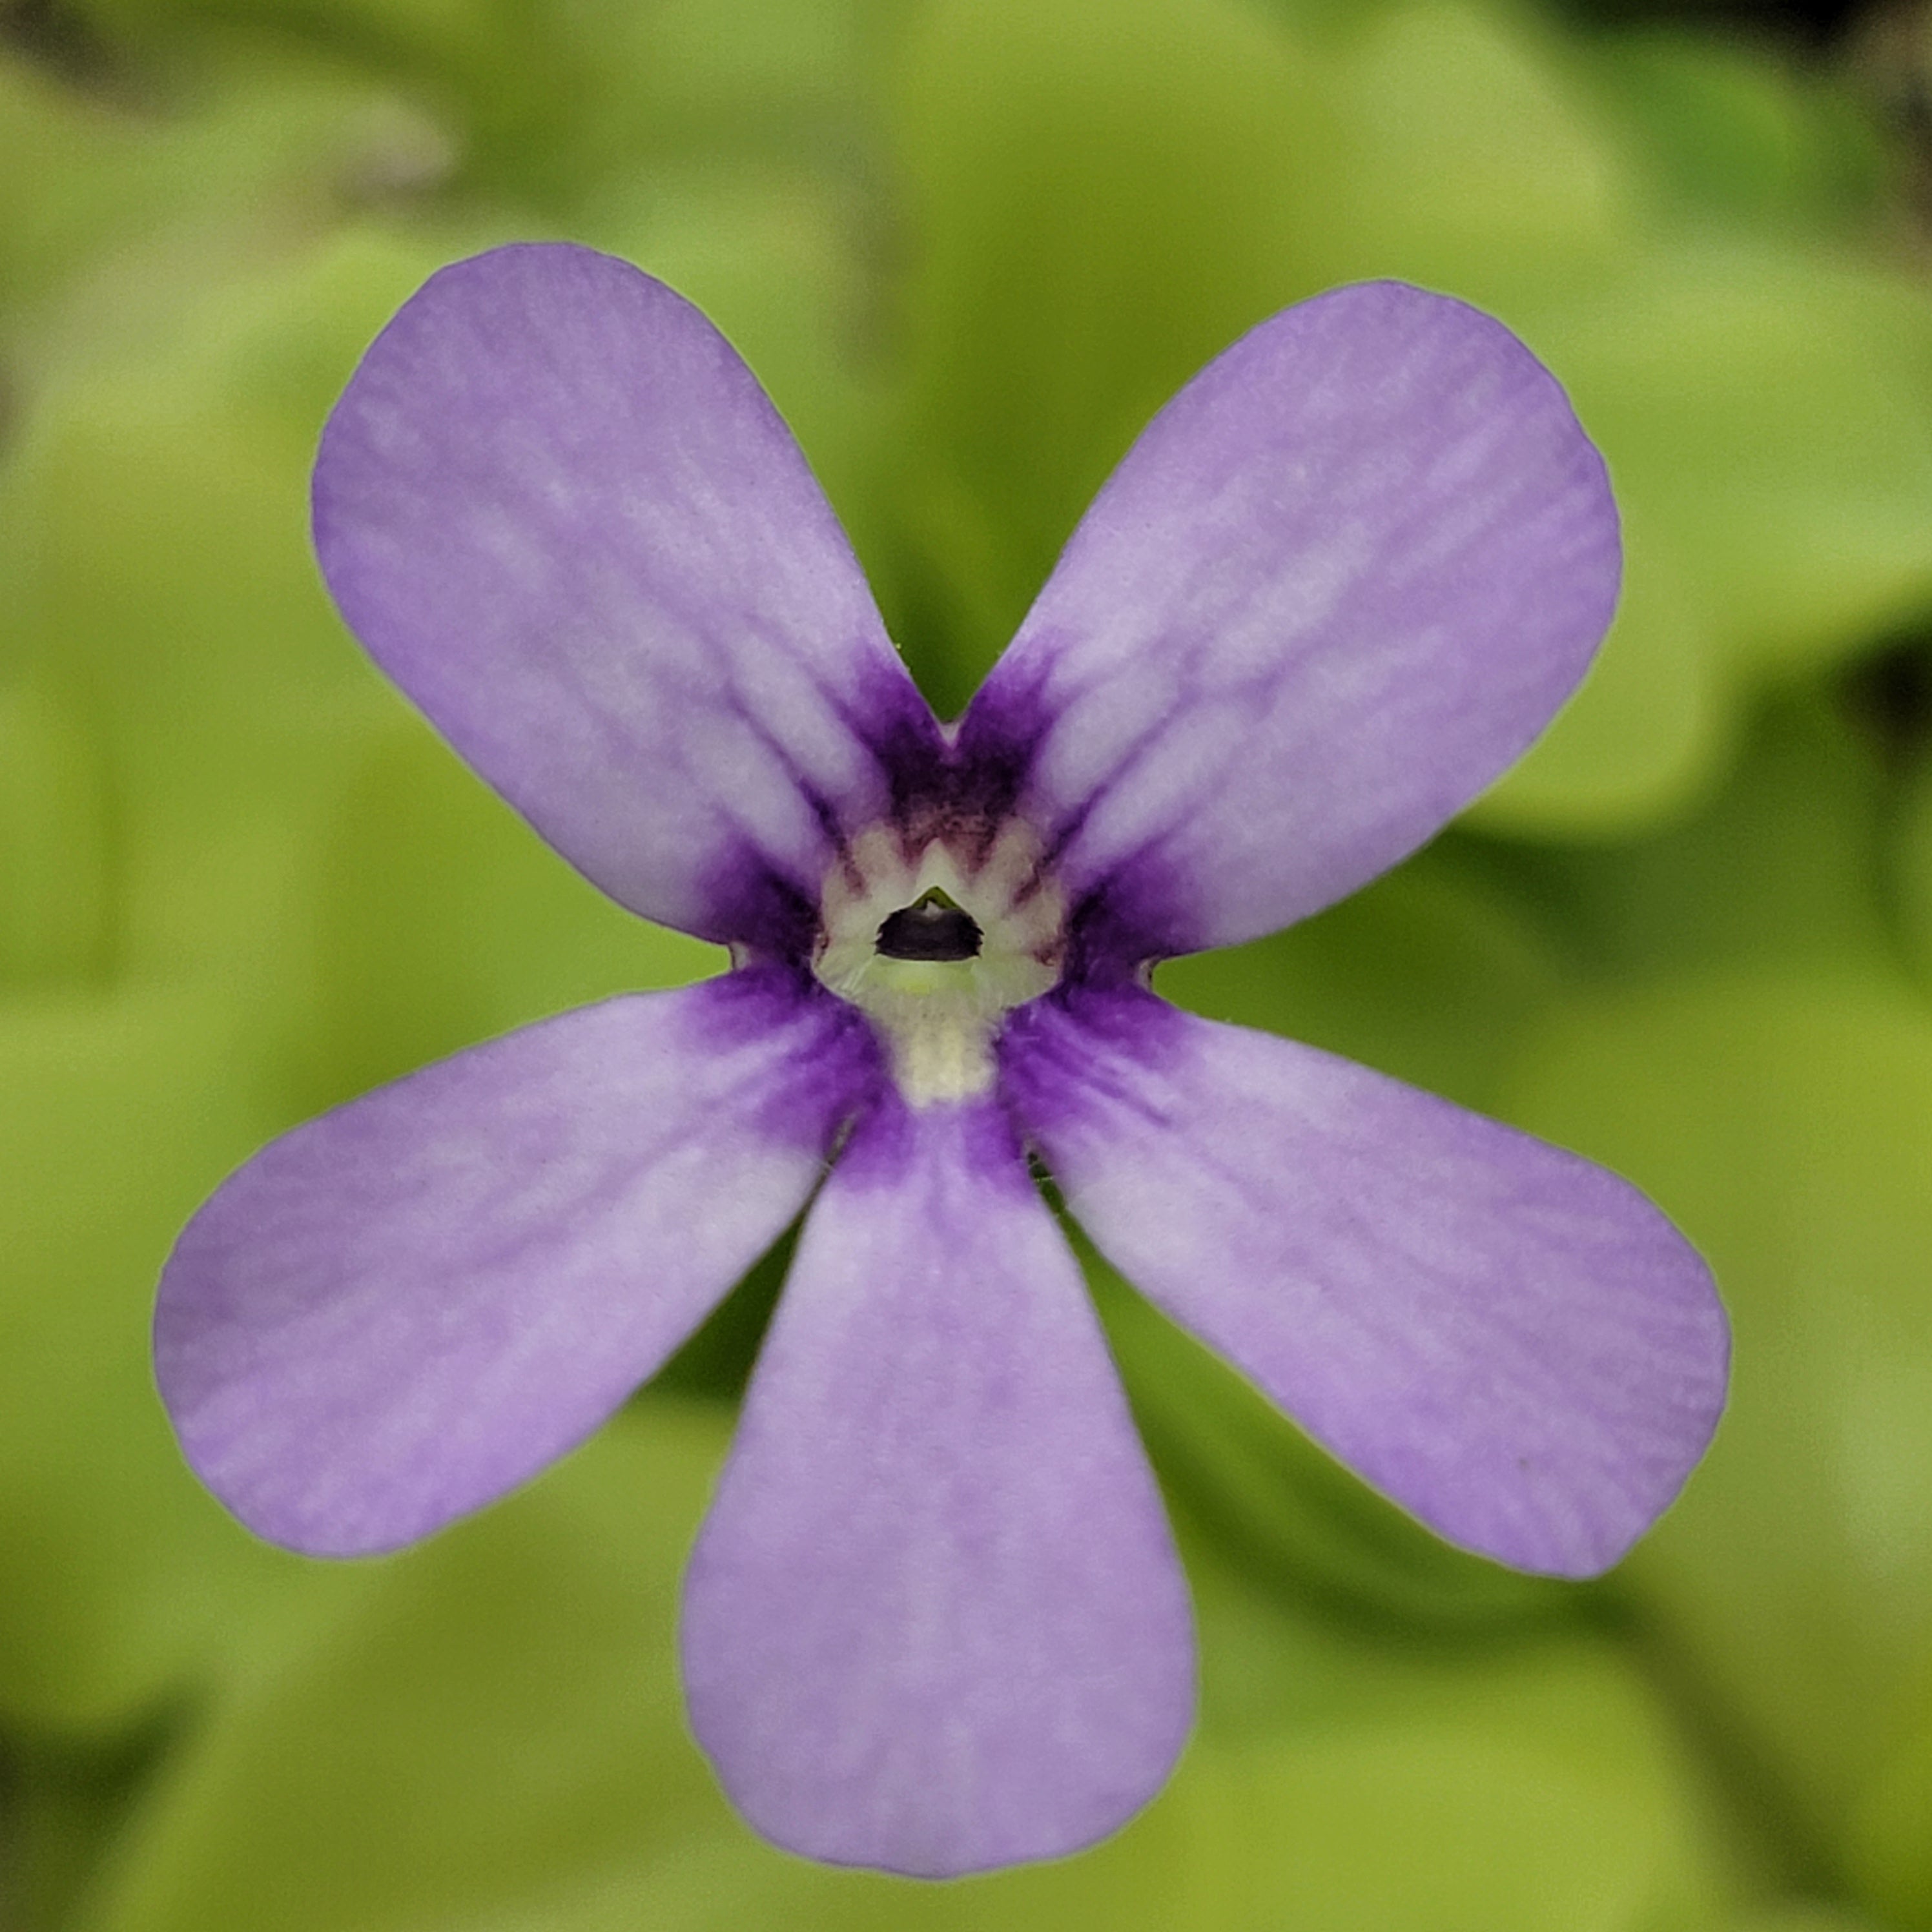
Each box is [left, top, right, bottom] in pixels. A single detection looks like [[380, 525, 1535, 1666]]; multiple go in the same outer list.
[[1001, 991, 1727, 1576], [314, 243, 939, 951], [680, 1094, 1194, 1877], [963, 282, 1619, 958], [156, 971, 879, 1555]]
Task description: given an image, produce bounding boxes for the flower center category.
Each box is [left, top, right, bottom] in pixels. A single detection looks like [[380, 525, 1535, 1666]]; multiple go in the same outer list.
[[814, 822, 1063, 1105]]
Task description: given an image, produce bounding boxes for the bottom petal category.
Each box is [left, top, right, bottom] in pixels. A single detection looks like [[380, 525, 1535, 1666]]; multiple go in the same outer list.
[[156, 969, 875, 1556], [1002, 991, 1729, 1579], [680, 1094, 1193, 1878]]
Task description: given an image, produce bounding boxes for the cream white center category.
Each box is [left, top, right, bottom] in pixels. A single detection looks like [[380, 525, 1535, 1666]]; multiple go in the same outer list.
[[815, 821, 1064, 1105]]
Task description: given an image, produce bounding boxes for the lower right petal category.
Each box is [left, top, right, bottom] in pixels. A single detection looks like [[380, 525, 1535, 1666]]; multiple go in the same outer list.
[[1002, 988, 1729, 1579]]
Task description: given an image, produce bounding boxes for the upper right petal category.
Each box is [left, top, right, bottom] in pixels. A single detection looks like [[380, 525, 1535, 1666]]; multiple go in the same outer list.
[[314, 243, 940, 951], [959, 282, 1619, 961]]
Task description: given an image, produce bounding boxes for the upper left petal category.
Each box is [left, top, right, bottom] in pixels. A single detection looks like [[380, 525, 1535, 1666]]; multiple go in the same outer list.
[[314, 243, 938, 949], [155, 970, 877, 1556]]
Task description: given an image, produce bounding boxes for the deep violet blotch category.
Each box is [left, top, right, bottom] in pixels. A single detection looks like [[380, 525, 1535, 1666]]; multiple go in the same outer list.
[[154, 243, 1728, 1879]]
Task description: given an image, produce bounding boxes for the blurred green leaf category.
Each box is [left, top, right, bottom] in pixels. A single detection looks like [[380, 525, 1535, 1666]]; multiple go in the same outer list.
[[1547, 248, 1932, 679], [76, 1402, 732, 1932], [2, 1723, 178, 1932], [1156, 836, 1565, 1116], [1481, 246, 1932, 834], [1582, 29, 1886, 232], [0, 222, 468, 1029], [0, 43, 456, 356], [1895, 754, 1932, 997], [884, 0, 1344, 707], [1727, 1909, 1897, 1932], [85, 1399, 1738, 1932], [1490, 691, 1894, 983], [202, 218, 489, 442], [0, 670, 112, 985], [304, 714, 720, 1114], [1505, 971, 1932, 1873], [1849, 1663, 1932, 1929], [400, 1565, 1739, 1931], [2, 325, 384, 838], [1163, 1630, 1735, 1932], [1311, 0, 1637, 306], [67, 0, 888, 210], [0, 987, 309, 1732], [69, 0, 581, 199]]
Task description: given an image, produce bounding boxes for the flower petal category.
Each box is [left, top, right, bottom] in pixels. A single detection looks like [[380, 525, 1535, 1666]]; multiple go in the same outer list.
[[155, 970, 878, 1556], [961, 282, 1619, 958], [314, 243, 939, 951], [679, 1095, 1193, 1877], [1002, 991, 1727, 1577]]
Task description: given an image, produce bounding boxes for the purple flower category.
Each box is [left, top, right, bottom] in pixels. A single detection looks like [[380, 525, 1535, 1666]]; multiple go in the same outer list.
[[155, 244, 1727, 1878]]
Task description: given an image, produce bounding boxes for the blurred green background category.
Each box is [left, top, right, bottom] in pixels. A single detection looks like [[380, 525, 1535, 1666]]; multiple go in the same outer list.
[[5, 0, 1932, 1924]]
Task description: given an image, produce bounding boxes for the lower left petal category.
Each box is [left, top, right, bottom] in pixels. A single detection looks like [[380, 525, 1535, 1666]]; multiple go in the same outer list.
[[679, 1095, 1193, 1878], [155, 969, 875, 1556]]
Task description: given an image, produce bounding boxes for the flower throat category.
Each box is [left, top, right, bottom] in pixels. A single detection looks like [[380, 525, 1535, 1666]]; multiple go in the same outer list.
[[814, 823, 1062, 1105]]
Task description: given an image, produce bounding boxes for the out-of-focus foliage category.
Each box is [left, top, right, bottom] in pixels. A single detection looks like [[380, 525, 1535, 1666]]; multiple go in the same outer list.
[[4, 0, 1932, 1927], [65, 1403, 1740, 1932], [884, 0, 1932, 828], [1512, 972, 1932, 1865]]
